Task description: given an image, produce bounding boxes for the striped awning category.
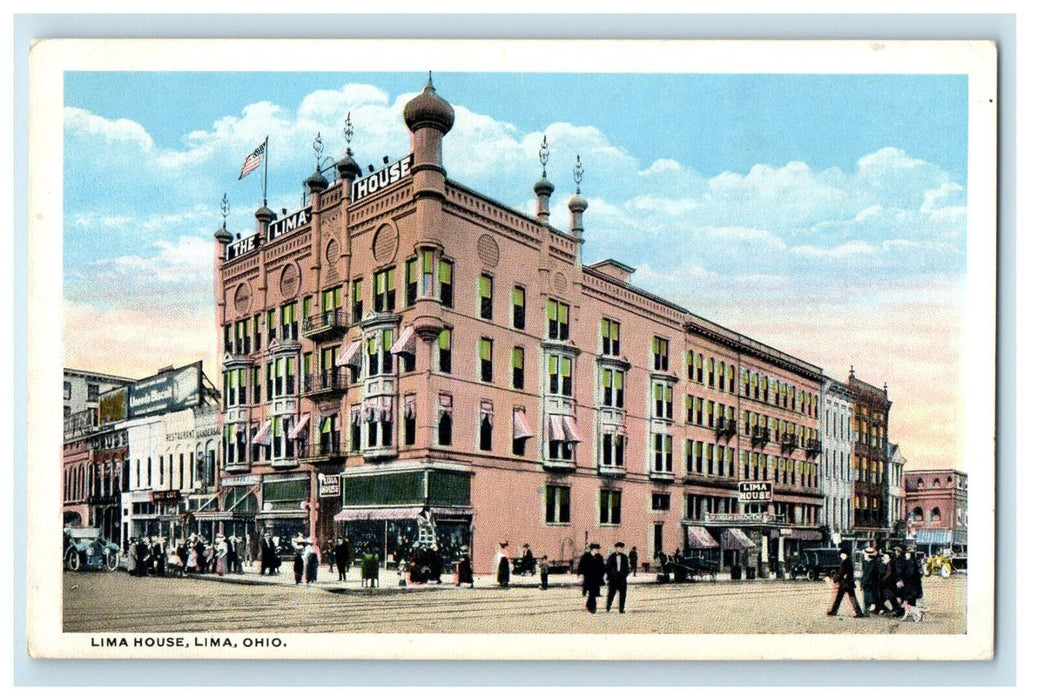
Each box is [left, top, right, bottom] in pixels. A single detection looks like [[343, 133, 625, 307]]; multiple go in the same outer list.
[[686, 526, 719, 549], [548, 415, 565, 441], [334, 507, 423, 522], [389, 326, 416, 355], [561, 416, 583, 443], [513, 409, 534, 440], [251, 420, 272, 445], [721, 528, 757, 550], [336, 340, 363, 368], [288, 414, 309, 440], [913, 529, 953, 545]]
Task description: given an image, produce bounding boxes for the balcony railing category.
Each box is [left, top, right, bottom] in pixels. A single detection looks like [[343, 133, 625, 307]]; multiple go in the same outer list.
[[751, 427, 771, 448], [805, 439, 822, 459], [298, 439, 345, 464], [302, 368, 349, 397], [302, 310, 348, 341], [715, 418, 737, 440], [779, 433, 797, 455]]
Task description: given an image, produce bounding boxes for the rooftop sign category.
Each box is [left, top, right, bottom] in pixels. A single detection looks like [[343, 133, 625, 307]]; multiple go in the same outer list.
[[351, 154, 413, 202]]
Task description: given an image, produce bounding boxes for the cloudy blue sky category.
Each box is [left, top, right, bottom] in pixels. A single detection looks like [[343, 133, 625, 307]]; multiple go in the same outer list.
[[63, 71, 968, 471]]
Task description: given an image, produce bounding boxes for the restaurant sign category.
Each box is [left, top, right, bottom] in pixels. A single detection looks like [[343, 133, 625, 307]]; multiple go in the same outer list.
[[150, 490, 181, 506], [738, 481, 773, 502]]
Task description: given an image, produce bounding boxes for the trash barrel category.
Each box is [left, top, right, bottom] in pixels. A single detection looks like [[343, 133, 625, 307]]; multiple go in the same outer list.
[[361, 553, 379, 587], [730, 564, 742, 580], [746, 566, 756, 580]]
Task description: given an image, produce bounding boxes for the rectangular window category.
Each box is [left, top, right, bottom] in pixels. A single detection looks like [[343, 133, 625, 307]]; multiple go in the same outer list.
[[253, 313, 262, 351], [548, 354, 572, 396], [280, 302, 298, 341], [601, 368, 625, 408], [478, 338, 493, 383], [438, 259, 454, 308], [599, 489, 622, 525], [373, 269, 396, 313], [438, 329, 452, 373], [479, 404, 493, 451], [652, 337, 669, 372], [600, 432, 625, 468], [405, 258, 418, 306], [63, 381, 71, 400], [512, 286, 526, 329], [547, 299, 570, 340], [381, 328, 393, 374], [478, 274, 493, 320], [652, 493, 671, 511], [512, 347, 525, 389], [350, 407, 361, 452], [438, 395, 453, 446], [224, 323, 233, 353], [403, 398, 416, 446], [351, 279, 363, 323], [545, 484, 571, 524], [652, 434, 673, 474], [653, 383, 673, 420], [601, 319, 620, 355], [321, 286, 342, 314], [266, 310, 276, 342]]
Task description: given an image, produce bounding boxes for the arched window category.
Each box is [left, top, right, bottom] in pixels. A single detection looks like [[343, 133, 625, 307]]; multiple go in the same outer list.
[[933, 478, 941, 488], [917, 477, 924, 489], [910, 506, 924, 522], [929, 507, 942, 523]]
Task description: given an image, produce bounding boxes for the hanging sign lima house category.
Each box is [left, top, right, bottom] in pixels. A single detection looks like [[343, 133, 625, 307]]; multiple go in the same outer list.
[[738, 481, 773, 502], [351, 154, 413, 202]]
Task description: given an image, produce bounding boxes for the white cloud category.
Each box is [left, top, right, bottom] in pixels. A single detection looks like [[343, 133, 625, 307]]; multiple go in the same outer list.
[[639, 158, 682, 177], [791, 240, 877, 258], [65, 107, 154, 151]]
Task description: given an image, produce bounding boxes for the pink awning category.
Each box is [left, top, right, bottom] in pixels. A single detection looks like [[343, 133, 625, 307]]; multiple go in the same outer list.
[[334, 506, 423, 522], [251, 420, 271, 445], [404, 395, 416, 419], [686, 526, 719, 549], [389, 326, 416, 355], [548, 415, 565, 441], [513, 409, 534, 440], [438, 394, 453, 418], [288, 414, 309, 440], [721, 528, 757, 551], [561, 416, 583, 443], [336, 340, 362, 368], [380, 396, 393, 421]]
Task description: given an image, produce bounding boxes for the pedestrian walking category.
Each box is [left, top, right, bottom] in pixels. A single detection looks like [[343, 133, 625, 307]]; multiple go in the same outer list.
[[582, 543, 606, 613], [304, 540, 319, 584], [878, 551, 902, 616], [576, 545, 593, 598], [860, 545, 880, 614], [826, 545, 866, 618], [126, 537, 138, 576], [494, 542, 511, 588], [896, 546, 925, 621], [334, 537, 351, 581], [293, 548, 305, 585], [629, 546, 639, 578], [226, 535, 240, 574], [455, 546, 474, 588], [152, 537, 166, 577], [538, 555, 549, 589], [520, 543, 535, 576], [606, 542, 630, 613], [260, 531, 277, 576]]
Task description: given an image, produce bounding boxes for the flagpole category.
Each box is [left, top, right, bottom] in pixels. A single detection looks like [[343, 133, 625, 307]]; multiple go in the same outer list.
[[262, 136, 269, 207]]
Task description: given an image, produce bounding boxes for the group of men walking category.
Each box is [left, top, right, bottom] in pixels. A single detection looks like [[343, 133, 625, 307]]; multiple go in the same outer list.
[[828, 543, 926, 622], [577, 542, 631, 614]]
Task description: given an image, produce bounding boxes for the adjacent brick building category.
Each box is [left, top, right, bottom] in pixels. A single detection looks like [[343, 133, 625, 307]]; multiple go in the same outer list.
[[904, 468, 967, 552]]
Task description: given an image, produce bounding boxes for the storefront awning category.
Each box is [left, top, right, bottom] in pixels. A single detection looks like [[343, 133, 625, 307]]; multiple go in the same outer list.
[[389, 325, 416, 355], [513, 409, 534, 440], [953, 530, 967, 546], [913, 529, 953, 545], [784, 529, 823, 541], [334, 506, 424, 522], [721, 528, 757, 550], [289, 414, 310, 440], [336, 340, 363, 368], [686, 526, 719, 549], [192, 510, 234, 521]]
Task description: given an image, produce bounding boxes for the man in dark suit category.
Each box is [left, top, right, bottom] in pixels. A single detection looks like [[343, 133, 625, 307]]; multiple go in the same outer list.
[[605, 542, 631, 613], [576, 545, 594, 598], [827, 545, 866, 618], [260, 530, 276, 575]]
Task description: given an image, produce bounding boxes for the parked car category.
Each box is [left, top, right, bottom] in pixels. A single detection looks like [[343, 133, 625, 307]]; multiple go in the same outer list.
[[63, 527, 119, 572], [787, 548, 842, 581]]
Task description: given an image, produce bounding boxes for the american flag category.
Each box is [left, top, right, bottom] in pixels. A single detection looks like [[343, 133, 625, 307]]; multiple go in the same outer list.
[[238, 140, 266, 180]]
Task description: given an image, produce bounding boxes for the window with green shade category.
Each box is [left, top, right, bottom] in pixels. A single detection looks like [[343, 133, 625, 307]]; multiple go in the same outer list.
[[478, 338, 493, 382], [512, 346, 524, 389], [547, 299, 569, 340], [478, 274, 493, 319], [438, 259, 453, 307], [512, 286, 525, 329], [438, 328, 452, 373]]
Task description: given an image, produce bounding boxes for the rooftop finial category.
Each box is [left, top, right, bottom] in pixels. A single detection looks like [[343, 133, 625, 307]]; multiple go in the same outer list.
[[220, 193, 229, 227], [849, 365, 855, 379], [427, 71, 435, 90], [539, 135, 550, 178], [573, 154, 583, 195], [343, 112, 354, 155], [313, 131, 324, 167]]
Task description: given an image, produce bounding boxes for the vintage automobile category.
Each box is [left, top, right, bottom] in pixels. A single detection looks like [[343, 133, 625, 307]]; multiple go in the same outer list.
[[787, 547, 842, 581], [63, 527, 119, 572]]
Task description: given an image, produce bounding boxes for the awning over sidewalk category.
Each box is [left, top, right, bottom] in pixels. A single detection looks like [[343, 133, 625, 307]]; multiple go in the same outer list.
[[334, 507, 424, 522], [913, 529, 953, 545], [686, 526, 719, 549], [783, 529, 822, 541], [721, 528, 757, 550]]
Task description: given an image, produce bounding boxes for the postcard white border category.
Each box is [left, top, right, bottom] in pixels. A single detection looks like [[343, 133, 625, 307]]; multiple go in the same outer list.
[[27, 38, 997, 661]]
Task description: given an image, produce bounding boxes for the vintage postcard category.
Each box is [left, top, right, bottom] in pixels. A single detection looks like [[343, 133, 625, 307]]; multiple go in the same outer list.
[[27, 38, 996, 660]]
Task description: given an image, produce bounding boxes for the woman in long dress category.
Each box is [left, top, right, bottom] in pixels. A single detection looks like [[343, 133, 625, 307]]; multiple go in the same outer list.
[[304, 541, 319, 584], [494, 542, 511, 588], [455, 547, 474, 588]]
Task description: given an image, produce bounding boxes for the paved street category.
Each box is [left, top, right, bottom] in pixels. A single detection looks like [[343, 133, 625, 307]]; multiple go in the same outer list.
[[63, 568, 966, 635]]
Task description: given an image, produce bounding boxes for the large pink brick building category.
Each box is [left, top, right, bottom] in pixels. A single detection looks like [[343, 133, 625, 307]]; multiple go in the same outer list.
[[212, 78, 826, 574]]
